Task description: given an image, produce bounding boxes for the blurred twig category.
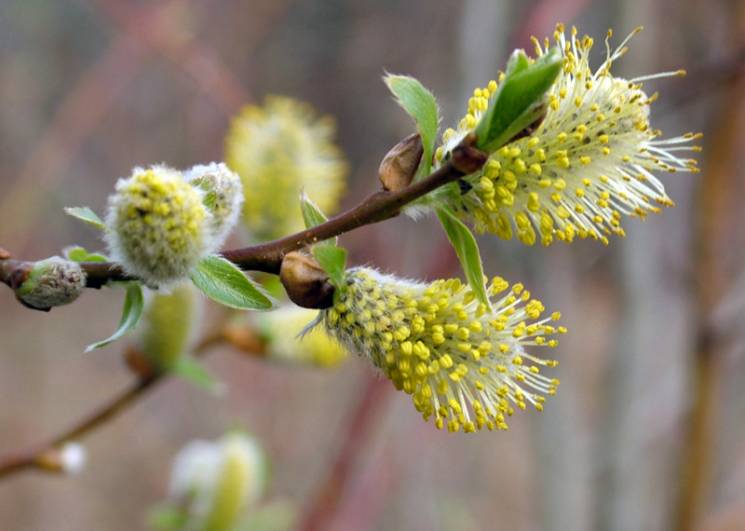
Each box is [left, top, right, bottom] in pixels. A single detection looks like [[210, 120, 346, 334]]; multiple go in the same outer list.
[[0, 0, 181, 249], [93, 0, 251, 113], [297, 375, 391, 531], [674, 71, 745, 531], [0, 327, 242, 479]]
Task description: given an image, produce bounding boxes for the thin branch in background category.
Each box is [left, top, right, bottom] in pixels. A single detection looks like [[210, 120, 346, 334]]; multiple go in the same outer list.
[[674, 71, 745, 531], [511, 0, 591, 49], [93, 0, 252, 113], [0, 0, 182, 250], [0, 328, 232, 479], [297, 375, 392, 531]]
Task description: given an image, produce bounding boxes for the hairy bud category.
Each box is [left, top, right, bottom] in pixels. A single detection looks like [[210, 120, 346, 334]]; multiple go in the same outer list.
[[168, 433, 267, 531], [378, 133, 423, 191], [104, 165, 213, 287], [14, 256, 86, 310], [36, 442, 87, 476], [184, 162, 244, 247], [279, 251, 334, 309]]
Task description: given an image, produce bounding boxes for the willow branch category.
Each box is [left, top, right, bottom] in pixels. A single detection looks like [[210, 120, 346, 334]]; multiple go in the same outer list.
[[0, 139, 486, 291], [298, 375, 392, 531], [0, 330, 228, 479]]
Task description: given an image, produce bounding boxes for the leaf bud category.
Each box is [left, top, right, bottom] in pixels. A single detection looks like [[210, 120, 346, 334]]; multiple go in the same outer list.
[[279, 251, 335, 309], [378, 132, 423, 191], [14, 256, 86, 311]]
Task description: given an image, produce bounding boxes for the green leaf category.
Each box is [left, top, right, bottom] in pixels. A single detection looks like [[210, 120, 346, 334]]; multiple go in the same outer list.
[[504, 49, 530, 77], [383, 74, 439, 179], [300, 191, 329, 229], [173, 358, 222, 393], [299, 191, 339, 248], [64, 207, 106, 230], [474, 47, 562, 152], [190, 255, 274, 310], [312, 244, 347, 289], [85, 282, 144, 352], [435, 207, 491, 309], [63, 246, 108, 263]]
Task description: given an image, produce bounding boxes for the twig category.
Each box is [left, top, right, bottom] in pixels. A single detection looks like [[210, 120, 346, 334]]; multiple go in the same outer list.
[[673, 71, 745, 531], [0, 329, 227, 479], [1, 140, 487, 291], [297, 375, 392, 531], [0, 0, 181, 249], [93, 0, 252, 113]]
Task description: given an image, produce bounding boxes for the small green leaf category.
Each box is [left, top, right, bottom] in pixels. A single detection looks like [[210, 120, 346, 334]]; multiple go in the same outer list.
[[173, 358, 222, 393], [504, 49, 530, 77], [64, 246, 108, 263], [85, 282, 144, 352], [64, 207, 106, 230], [383, 74, 439, 179], [474, 47, 562, 152], [312, 244, 347, 288], [190, 255, 274, 310], [435, 207, 491, 309], [300, 191, 329, 229], [203, 190, 218, 211]]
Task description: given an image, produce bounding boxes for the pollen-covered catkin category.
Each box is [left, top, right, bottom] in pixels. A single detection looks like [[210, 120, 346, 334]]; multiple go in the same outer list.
[[224, 96, 347, 241], [104, 165, 213, 286], [432, 25, 700, 246], [322, 268, 562, 433]]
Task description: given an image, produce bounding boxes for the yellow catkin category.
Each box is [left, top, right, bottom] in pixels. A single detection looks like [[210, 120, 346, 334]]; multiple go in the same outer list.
[[323, 268, 563, 433], [224, 96, 348, 241], [433, 25, 699, 247]]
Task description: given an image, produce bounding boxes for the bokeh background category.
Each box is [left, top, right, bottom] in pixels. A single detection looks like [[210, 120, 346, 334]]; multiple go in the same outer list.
[[1, 0, 744, 530]]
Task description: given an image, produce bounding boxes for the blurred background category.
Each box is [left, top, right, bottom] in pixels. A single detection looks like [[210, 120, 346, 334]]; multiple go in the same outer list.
[[0, 0, 744, 530]]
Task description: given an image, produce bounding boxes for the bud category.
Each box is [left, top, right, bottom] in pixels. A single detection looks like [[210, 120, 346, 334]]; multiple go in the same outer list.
[[135, 282, 201, 372], [36, 442, 87, 475], [279, 251, 334, 309], [257, 305, 346, 368], [184, 162, 244, 247], [104, 165, 213, 287], [14, 256, 86, 310], [378, 133, 423, 191], [168, 433, 267, 531]]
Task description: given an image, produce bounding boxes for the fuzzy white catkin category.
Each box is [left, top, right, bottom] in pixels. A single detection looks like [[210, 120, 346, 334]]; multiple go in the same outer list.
[[169, 433, 266, 531], [104, 165, 212, 287], [184, 162, 244, 248]]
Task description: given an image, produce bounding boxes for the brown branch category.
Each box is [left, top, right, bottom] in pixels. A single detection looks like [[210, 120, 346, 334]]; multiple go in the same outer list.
[[673, 69, 745, 531], [297, 375, 392, 531], [1, 140, 486, 291], [0, 329, 227, 479]]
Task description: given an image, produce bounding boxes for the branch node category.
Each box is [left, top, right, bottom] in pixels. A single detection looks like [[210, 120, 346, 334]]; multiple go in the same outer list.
[[451, 134, 488, 175]]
